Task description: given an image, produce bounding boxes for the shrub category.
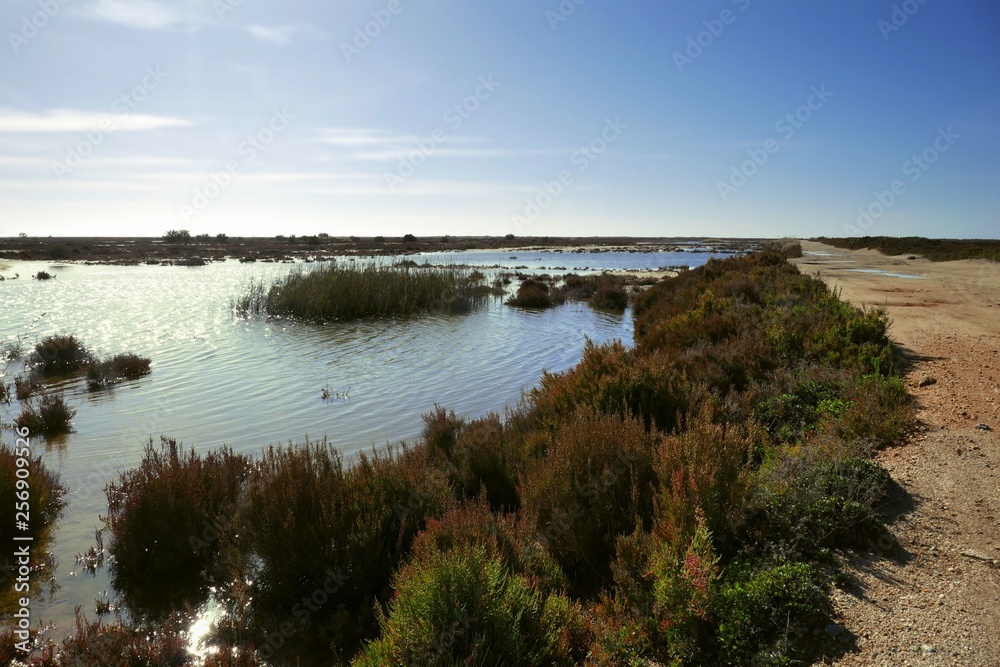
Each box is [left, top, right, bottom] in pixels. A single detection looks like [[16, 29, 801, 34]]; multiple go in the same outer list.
[[227, 441, 454, 657], [747, 448, 893, 561], [34, 270, 54, 280], [530, 340, 689, 433], [0, 441, 66, 542], [421, 404, 463, 459], [103, 437, 253, 617], [425, 410, 524, 511], [760, 238, 802, 258], [507, 279, 562, 309], [647, 520, 721, 664], [14, 376, 42, 400], [410, 502, 567, 594], [715, 561, 825, 666], [831, 374, 913, 449], [15, 392, 77, 436], [353, 547, 586, 667], [590, 284, 629, 312], [163, 229, 191, 244], [86, 353, 152, 390], [48, 244, 73, 260], [52, 613, 188, 667], [29, 335, 93, 375], [519, 409, 658, 592], [654, 404, 759, 560]]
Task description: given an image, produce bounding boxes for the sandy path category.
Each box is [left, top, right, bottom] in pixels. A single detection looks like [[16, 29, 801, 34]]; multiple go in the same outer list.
[[791, 241, 1000, 667]]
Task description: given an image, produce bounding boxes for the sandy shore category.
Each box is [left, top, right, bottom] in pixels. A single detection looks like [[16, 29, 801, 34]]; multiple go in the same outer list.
[[792, 241, 1000, 666]]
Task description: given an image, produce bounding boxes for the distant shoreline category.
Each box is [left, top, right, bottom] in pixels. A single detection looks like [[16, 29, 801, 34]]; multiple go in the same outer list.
[[0, 236, 765, 266]]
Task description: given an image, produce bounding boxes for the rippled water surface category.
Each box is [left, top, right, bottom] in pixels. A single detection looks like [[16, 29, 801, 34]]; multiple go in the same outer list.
[[0, 250, 727, 637]]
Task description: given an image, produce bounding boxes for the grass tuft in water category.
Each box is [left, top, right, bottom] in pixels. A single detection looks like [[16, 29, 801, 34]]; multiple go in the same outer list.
[[234, 261, 491, 321], [14, 392, 77, 436], [86, 353, 152, 390]]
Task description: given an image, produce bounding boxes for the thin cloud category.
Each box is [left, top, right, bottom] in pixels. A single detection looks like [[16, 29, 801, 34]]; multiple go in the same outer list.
[[245, 24, 296, 44], [352, 147, 564, 161], [0, 108, 194, 133], [316, 128, 426, 147], [78, 0, 190, 30]]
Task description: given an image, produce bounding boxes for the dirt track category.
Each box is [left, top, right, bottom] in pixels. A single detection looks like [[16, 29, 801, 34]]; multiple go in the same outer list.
[[792, 241, 1000, 667]]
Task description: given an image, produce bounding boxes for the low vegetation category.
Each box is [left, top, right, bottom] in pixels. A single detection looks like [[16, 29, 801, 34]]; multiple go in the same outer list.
[[102, 437, 253, 617], [506, 278, 564, 309], [14, 392, 77, 436], [29, 335, 94, 375], [234, 261, 492, 321], [86, 353, 152, 390], [0, 442, 67, 544], [818, 236, 1000, 262], [56, 250, 914, 665]]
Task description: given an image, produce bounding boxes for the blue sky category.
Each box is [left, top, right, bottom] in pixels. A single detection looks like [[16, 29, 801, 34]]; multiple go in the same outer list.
[[0, 0, 997, 238]]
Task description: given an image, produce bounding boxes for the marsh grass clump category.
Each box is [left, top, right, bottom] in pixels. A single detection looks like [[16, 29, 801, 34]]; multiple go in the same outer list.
[[86, 353, 152, 390], [29, 335, 94, 375], [103, 437, 253, 617], [14, 392, 77, 436], [234, 261, 490, 321], [34, 270, 54, 280]]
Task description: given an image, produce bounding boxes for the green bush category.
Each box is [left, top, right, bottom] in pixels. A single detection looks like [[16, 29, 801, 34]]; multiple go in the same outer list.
[[748, 450, 893, 560], [354, 547, 587, 667], [716, 561, 824, 666], [530, 340, 688, 433], [410, 502, 567, 594]]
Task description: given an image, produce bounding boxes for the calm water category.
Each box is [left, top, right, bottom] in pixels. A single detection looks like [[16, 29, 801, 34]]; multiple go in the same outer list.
[[0, 249, 727, 641]]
